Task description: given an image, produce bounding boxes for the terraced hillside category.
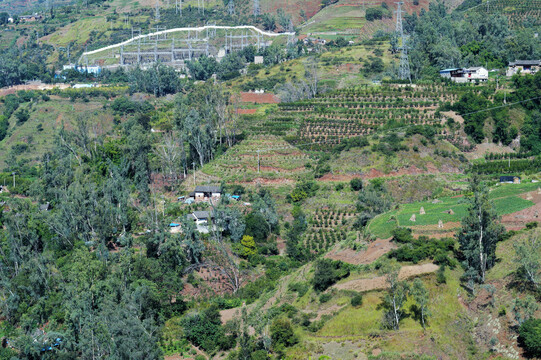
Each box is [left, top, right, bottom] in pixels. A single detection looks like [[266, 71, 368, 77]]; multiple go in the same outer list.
[[261, 84, 467, 150], [465, 0, 541, 27]]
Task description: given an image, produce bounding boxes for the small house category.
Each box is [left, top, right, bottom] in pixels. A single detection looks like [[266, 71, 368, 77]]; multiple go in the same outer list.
[[500, 176, 521, 184], [187, 210, 215, 233], [39, 202, 51, 211], [464, 67, 488, 81], [507, 60, 541, 76], [194, 185, 222, 202]]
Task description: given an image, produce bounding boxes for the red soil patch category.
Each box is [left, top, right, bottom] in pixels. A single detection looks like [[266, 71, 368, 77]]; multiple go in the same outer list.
[[325, 238, 396, 265], [318, 173, 361, 182], [238, 92, 280, 104], [334, 263, 439, 292], [236, 108, 257, 114]]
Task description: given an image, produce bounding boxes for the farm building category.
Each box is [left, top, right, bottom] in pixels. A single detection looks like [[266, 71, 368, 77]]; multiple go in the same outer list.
[[192, 185, 222, 202], [187, 211, 215, 233], [507, 60, 541, 76], [500, 176, 521, 184], [63, 64, 102, 75], [440, 67, 488, 82], [19, 14, 43, 22]]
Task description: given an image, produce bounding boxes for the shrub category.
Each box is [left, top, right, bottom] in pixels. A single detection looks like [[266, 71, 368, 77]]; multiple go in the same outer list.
[[270, 318, 298, 348], [391, 227, 414, 243], [313, 259, 350, 292], [350, 178, 363, 191], [366, 7, 383, 21], [519, 318, 541, 357], [436, 265, 446, 284], [351, 294, 363, 307], [15, 108, 30, 124], [526, 222, 538, 230], [319, 293, 332, 303]]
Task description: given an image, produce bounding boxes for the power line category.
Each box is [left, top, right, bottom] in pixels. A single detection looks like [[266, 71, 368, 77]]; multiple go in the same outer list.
[[460, 96, 541, 117]]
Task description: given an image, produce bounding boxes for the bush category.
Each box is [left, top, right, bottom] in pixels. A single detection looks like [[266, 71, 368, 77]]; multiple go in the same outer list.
[[519, 318, 541, 357], [391, 227, 414, 243], [319, 293, 332, 303], [366, 7, 383, 21], [195, 356, 206, 360], [270, 318, 298, 348], [351, 294, 363, 307], [350, 178, 363, 191], [313, 259, 350, 292], [436, 265, 446, 284], [15, 108, 30, 124]]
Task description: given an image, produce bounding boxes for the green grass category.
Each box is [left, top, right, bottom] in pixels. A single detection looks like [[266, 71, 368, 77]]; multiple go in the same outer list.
[[369, 182, 539, 238], [302, 4, 366, 34], [301, 269, 476, 359]]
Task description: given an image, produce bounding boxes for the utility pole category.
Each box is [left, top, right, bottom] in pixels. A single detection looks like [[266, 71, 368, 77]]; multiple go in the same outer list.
[[395, 2, 411, 83], [12, 172, 15, 189], [192, 162, 196, 186], [253, 0, 260, 16]]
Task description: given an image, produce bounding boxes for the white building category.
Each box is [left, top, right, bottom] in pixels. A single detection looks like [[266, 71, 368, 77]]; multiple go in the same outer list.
[[464, 67, 489, 81]]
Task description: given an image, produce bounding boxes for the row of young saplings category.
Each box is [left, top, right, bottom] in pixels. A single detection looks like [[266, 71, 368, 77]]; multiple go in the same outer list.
[[279, 101, 442, 111], [303, 113, 438, 122], [305, 229, 347, 253]]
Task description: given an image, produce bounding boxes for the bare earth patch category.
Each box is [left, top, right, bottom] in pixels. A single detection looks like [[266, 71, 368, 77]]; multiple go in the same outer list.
[[325, 238, 396, 265], [334, 263, 439, 292]]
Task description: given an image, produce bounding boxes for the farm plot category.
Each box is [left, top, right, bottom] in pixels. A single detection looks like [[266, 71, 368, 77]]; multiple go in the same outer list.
[[368, 182, 540, 238], [273, 84, 465, 150], [201, 135, 313, 182], [304, 208, 359, 254]]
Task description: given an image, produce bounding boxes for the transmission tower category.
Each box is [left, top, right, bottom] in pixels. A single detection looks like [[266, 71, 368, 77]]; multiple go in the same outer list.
[[395, 2, 411, 82], [253, 0, 260, 16], [228, 0, 235, 15], [175, 0, 182, 15], [155, 0, 160, 21]]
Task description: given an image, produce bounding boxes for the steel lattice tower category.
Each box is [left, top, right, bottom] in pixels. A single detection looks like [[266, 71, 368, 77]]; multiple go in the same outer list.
[[253, 0, 260, 16], [395, 2, 411, 82], [155, 0, 160, 21], [228, 0, 235, 15]]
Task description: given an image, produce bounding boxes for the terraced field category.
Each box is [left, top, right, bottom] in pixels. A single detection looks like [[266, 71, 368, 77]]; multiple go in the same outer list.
[[200, 135, 314, 183], [263, 84, 465, 150]]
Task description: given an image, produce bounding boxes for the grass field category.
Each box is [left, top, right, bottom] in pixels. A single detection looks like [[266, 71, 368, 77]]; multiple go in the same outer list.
[[302, 5, 367, 33], [369, 182, 540, 238], [300, 268, 475, 359]]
